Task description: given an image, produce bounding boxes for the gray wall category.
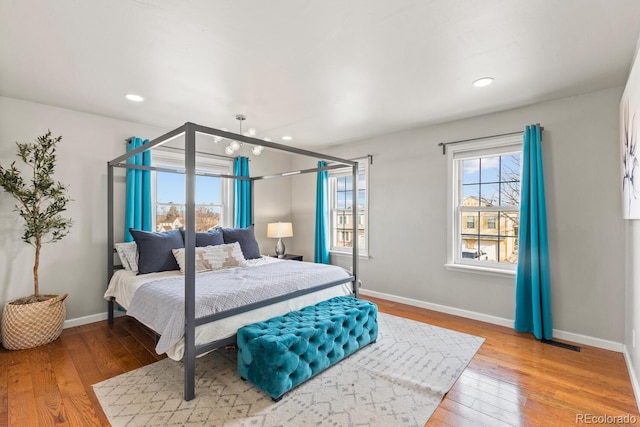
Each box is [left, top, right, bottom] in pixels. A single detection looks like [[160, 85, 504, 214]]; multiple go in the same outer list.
[[0, 96, 291, 321], [624, 40, 640, 402], [291, 86, 625, 343]]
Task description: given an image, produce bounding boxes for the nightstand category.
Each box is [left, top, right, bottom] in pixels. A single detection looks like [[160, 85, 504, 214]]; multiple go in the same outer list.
[[272, 254, 303, 261]]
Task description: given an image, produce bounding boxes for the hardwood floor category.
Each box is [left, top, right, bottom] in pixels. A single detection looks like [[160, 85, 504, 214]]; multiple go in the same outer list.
[[0, 297, 637, 426]]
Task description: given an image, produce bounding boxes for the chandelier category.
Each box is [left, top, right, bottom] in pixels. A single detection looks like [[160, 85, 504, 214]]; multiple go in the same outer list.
[[215, 114, 267, 156]]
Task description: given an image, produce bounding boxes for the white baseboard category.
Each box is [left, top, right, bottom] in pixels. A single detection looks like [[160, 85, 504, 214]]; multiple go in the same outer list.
[[360, 288, 624, 353], [63, 310, 124, 329], [64, 290, 624, 353], [360, 289, 514, 328], [623, 345, 640, 413]]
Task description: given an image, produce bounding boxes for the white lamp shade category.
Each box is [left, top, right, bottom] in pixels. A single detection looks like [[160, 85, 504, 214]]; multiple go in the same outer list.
[[267, 222, 293, 238]]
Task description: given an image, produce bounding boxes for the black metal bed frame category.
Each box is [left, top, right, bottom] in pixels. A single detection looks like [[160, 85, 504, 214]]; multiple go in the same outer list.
[[106, 122, 359, 400]]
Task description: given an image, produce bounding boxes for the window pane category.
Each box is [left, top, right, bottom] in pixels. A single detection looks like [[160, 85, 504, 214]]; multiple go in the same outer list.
[[196, 175, 221, 204], [480, 156, 500, 183], [344, 191, 353, 209], [501, 154, 520, 181], [501, 237, 519, 263], [157, 172, 185, 204], [358, 189, 366, 209], [462, 184, 480, 206], [480, 183, 500, 207], [337, 191, 346, 209], [156, 203, 184, 231], [195, 205, 221, 231], [477, 235, 519, 263], [461, 234, 480, 259], [344, 176, 353, 191], [157, 172, 222, 205], [358, 174, 366, 190], [500, 211, 519, 237], [462, 159, 480, 184], [500, 180, 520, 207]]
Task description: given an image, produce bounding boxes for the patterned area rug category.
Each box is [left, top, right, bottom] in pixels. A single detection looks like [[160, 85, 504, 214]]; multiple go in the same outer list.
[[93, 313, 484, 426]]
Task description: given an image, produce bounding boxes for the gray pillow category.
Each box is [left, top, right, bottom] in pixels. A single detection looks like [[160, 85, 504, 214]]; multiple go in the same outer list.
[[129, 228, 184, 274], [180, 228, 224, 247], [221, 225, 261, 259]]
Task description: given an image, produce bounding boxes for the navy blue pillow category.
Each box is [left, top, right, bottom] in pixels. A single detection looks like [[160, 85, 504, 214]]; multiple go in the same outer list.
[[129, 228, 184, 274], [180, 228, 224, 247], [221, 225, 261, 260]]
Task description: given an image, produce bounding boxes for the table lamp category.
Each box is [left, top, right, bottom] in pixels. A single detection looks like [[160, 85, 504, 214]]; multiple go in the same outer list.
[[267, 222, 293, 258]]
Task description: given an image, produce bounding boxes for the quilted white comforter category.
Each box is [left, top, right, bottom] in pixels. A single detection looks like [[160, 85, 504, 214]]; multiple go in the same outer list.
[[107, 259, 352, 357]]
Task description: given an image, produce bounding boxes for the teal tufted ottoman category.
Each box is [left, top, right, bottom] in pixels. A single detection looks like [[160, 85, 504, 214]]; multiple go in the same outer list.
[[236, 296, 378, 400]]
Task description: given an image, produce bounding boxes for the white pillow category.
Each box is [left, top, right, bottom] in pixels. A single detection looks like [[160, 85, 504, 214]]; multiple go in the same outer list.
[[172, 243, 247, 274], [202, 242, 248, 270], [171, 246, 211, 274], [115, 242, 138, 271]]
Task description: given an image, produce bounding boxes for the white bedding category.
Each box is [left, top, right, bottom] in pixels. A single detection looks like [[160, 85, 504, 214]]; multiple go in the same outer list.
[[104, 256, 353, 360]]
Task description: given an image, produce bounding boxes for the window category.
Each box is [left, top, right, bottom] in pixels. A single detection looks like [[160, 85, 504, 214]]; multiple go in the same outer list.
[[153, 150, 233, 232], [329, 157, 369, 256], [447, 135, 522, 274], [465, 215, 476, 229]]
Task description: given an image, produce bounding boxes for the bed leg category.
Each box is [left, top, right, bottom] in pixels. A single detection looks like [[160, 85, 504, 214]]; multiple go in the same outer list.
[[108, 298, 114, 324]]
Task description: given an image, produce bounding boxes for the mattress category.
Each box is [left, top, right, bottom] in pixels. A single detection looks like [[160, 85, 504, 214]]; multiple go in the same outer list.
[[104, 256, 353, 360]]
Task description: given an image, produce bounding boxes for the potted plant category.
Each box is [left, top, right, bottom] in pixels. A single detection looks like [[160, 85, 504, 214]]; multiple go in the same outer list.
[[0, 130, 72, 350]]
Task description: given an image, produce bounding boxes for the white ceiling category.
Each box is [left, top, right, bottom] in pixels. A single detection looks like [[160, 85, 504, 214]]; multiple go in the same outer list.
[[2, 0, 640, 148]]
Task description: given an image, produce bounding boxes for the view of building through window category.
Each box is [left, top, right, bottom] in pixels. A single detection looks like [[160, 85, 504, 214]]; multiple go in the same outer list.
[[332, 173, 366, 250], [459, 153, 521, 264], [155, 171, 223, 232]]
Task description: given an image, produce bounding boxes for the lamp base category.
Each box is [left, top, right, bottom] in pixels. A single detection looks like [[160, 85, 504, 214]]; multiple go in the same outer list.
[[275, 238, 285, 258]]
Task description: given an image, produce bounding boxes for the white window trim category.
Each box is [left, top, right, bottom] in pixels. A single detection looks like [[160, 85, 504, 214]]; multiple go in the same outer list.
[[328, 157, 370, 257], [152, 148, 234, 228], [446, 134, 522, 276]]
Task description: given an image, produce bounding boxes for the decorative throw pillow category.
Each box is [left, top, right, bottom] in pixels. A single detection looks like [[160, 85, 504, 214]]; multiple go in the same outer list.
[[202, 242, 248, 270], [221, 225, 261, 259], [180, 228, 224, 247], [115, 241, 138, 271], [129, 228, 184, 274], [171, 247, 211, 274]]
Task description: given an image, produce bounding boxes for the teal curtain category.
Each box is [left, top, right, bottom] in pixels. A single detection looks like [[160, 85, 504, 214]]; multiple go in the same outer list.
[[234, 156, 251, 228], [125, 137, 152, 242], [515, 124, 552, 340], [314, 161, 330, 264]]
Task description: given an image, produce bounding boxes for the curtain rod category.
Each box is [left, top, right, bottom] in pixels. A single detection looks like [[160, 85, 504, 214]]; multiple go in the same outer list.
[[438, 126, 544, 155]]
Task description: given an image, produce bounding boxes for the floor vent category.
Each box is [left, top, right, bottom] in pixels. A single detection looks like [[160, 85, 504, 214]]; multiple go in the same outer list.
[[541, 338, 581, 352]]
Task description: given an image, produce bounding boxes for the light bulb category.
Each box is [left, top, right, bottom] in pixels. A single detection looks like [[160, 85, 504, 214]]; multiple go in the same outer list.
[[230, 140, 241, 151], [225, 145, 234, 155], [125, 93, 144, 102], [472, 77, 494, 87], [252, 145, 263, 155], [247, 128, 257, 137], [263, 137, 272, 142], [213, 135, 222, 143]]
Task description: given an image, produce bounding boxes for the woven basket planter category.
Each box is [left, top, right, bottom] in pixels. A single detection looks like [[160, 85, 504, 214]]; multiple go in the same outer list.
[[1, 293, 68, 350]]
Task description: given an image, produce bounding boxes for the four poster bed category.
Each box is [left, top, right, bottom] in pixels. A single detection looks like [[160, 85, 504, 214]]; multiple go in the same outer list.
[[106, 122, 360, 400]]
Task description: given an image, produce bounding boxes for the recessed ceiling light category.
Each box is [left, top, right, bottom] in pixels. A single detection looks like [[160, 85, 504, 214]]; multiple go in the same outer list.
[[282, 136, 293, 141], [125, 93, 144, 102], [472, 77, 494, 88]]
